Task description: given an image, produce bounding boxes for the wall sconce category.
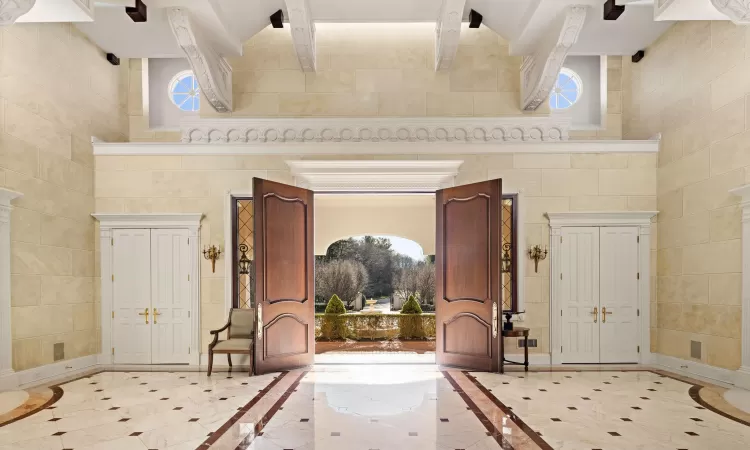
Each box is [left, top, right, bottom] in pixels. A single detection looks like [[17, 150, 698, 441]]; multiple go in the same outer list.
[[203, 245, 222, 273], [501, 243, 512, 274], [527, 245, 548, 273], [238, 244, 251, 275]]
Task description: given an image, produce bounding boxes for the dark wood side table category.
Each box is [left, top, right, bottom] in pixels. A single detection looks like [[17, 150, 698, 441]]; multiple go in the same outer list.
[[500, 327, 530, 374]]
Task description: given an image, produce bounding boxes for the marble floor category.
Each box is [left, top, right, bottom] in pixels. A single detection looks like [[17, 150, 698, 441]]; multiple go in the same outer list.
[[0, 365, 749, 449]]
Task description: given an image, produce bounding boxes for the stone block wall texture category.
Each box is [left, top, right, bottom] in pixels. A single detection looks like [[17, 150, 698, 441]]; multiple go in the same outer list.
[[129, 24, 622, 140], [93, 152, 656, 355], [0, 23, 128, 370], [624, 21, 748, 369]]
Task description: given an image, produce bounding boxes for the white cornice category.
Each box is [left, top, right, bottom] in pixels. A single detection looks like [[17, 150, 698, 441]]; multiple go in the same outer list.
[[287, 160, 463, 192], [93, 139, 658, 156], [180, 116, 571, 144], [92, 213, 203, 230], [546, 211, 658, 227]]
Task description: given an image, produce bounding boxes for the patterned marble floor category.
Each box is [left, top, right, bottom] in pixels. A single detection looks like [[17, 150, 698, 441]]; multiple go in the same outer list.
[[0, 366, 749, 449]]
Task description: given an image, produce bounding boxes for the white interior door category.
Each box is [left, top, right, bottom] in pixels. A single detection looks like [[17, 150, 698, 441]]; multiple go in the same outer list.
[[560, 227, 600, 364], [150, 229, 192, 364], [599, 227, 640, 363], [112, 229, 152, 364]]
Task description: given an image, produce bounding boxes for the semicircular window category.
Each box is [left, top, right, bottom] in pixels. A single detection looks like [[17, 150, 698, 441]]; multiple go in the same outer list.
[[549, 67, 582, 110], [169, 70, 200, 112]]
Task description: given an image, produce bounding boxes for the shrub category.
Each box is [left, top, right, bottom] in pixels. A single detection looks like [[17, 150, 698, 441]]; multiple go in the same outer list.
[[324, 294, 346, 314], [400, 294, 423, 314]]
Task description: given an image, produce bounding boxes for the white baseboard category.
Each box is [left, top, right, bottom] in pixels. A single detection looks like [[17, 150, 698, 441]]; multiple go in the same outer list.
[[654, 354, 750, 389], [503, 353, 551, 365], [0, 369, 19, 391], [15, 355, 99, 389]]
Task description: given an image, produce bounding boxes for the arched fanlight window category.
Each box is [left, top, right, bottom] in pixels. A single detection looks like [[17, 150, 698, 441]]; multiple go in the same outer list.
[[549, 67, 582, 110], [168, 70, 200, 112]]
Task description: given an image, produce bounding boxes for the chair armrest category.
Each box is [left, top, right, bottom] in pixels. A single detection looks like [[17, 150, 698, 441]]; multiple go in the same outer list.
[[210, 321, 231, 335], [208, 320, 231, 349]]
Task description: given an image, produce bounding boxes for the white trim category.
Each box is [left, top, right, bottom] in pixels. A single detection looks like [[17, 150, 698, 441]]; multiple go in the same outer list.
[[547, 211, 657, 365], [655, 353, 750, 390], [729, 184, 750, 378], [92, 213, 203, 367], [287, 160, 463, 192], [93, 140, 660, 156], [224, 189, 254, 316], [180, 116, 572, 144], [0, 188, 23, 390], [15, 355, 99, 389]]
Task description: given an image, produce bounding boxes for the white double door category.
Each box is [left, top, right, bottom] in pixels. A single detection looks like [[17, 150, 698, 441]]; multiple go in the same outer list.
[[560, 226, 640, 364], [112, 229, 192, 364]]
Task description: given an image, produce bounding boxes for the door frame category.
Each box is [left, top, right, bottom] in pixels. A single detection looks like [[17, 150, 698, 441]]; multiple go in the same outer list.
[[93, 213, 202, 366], [547, 211, 657, 365]]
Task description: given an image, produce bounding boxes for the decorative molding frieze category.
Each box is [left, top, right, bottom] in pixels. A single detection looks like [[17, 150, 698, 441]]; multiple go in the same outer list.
[[520, 5, 587, 111], [180, 116, 571, 144], [712, 0, 750, 24], [286, 160, 464, 192], [435, 0, 466, 71], [167, 7, 232, 113], [546, 211, 658, 227], [92, 213, 203, 230], [729, 184, 750, 378], [0, 0, 34, 26], [284, 0, 316, 72]]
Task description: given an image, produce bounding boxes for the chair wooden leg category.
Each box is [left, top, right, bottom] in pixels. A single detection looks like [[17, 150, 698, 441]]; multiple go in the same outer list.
[[208, 350, 214, 376], [227, 354, 232, 373]]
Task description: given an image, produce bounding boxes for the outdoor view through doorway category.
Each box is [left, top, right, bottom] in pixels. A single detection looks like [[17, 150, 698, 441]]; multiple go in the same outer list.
[[232, 184, 517, 370]]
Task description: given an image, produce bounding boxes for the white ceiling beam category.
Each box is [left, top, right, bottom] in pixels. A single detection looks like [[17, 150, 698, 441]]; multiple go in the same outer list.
[[435, 0, 466, 71], [167, 7, 232, 113], [285, 0, 317, 72], [520, 5, 587, 111], [0, 0, 35, 25], [711, 0, 750, 23]]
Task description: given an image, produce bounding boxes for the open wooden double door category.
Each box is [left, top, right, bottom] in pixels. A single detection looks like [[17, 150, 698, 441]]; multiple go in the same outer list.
[[252, 178, 503, 375]]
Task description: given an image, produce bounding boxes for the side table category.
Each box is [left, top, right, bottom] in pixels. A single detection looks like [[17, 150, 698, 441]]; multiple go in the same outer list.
[[500, 327, 530, 374]]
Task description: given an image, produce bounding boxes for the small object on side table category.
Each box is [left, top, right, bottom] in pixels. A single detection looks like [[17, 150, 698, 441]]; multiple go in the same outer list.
[[500, 326, 530, 374], [502, 310, 524, 331]]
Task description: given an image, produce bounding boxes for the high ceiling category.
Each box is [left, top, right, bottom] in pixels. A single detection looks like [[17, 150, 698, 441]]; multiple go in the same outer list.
[[72, 0, 674, 59]]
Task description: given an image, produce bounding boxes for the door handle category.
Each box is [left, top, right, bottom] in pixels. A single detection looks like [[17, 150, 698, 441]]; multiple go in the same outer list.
[[138, 308, 149, 324], [591, 307, 598, 323], [153, 308, 161, 324], [602, 306, 612, 323]]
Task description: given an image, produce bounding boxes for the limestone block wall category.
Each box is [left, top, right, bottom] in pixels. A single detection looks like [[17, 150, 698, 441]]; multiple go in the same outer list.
[[624, 21, 748, 369], [0, 23, 128, 371], [94, 152, 655, 356]]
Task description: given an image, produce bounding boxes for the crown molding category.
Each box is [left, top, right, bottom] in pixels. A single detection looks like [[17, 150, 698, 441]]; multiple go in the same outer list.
[[287, 159, 463, 192], [546, 211, 658, 228], [167, 7, 233, 113], [521, 5, 588, 111], [0, 0, 35, 25], [180, 116, 571, 144], [92, 213, 203, 230], [435, 0, 466, 71]]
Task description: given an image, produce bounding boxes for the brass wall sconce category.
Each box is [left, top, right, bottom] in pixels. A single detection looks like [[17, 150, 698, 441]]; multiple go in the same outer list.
[[203, 245, 222, 273], [527, 245, 548, 273]]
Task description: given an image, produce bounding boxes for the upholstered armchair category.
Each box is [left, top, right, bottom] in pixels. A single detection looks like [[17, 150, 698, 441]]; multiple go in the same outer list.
[[208, 308, 255, 376]]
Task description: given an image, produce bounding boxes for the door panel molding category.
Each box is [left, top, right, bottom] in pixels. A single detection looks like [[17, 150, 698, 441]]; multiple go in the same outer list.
[[263, 313, 310, 359], [548, 211, 656, 365], [94, 214, 202, 367], [436, 179, 501, 372]]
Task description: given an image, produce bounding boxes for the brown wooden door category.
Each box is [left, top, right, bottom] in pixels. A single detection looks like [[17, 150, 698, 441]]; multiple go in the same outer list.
[[436, 179, 502, 371], [253, 178, 315, 374]]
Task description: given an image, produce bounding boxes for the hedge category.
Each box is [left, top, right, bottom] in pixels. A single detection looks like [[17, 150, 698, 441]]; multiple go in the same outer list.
[[315, 313, 436, 341]]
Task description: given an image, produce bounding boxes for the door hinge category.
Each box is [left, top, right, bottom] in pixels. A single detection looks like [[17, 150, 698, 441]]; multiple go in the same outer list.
[[637, 345, 640, 353], [637, 308, 640, 317], [561, 346, 563, 353], [111, 274, 114, 282], [560, 273, 563, 280], [637, 236, 640, 243], [111, 237, 114, 246], [111, 311, 114, 319], [188, 347, 191, 354], [188, 274, 190, 282], [111, 347, 114, 355], [637, 272, 640, 280], [561, 309, 563, 317], [188, 237, 190, 245], [560, 236, 563, 243], [188, 311, 191, 318]]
